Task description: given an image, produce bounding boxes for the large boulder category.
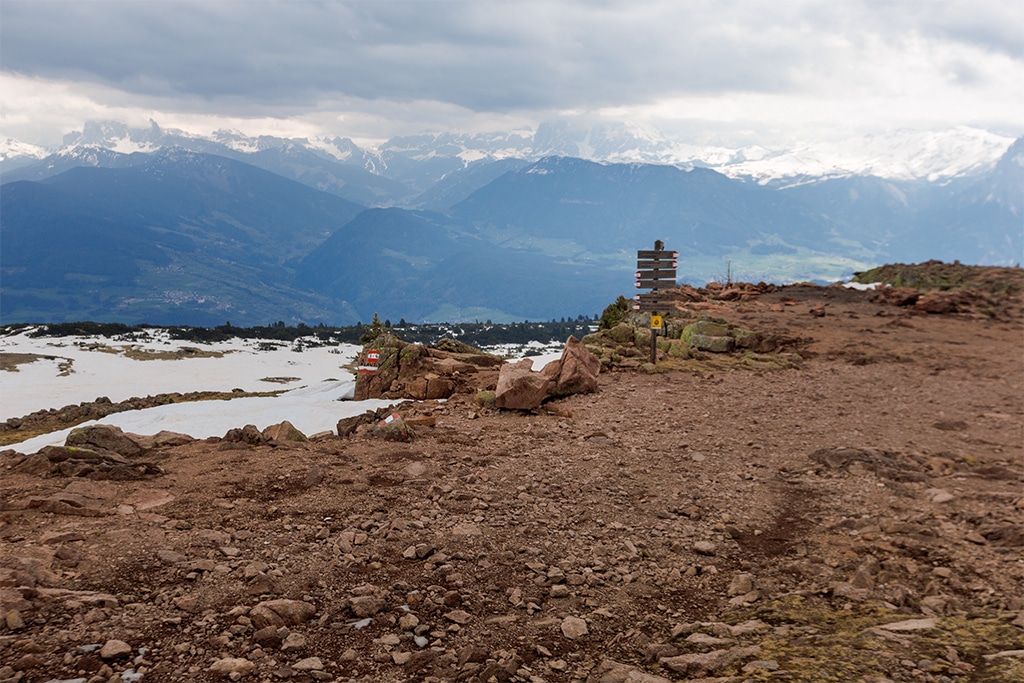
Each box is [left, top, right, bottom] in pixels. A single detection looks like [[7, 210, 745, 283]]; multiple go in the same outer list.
[[66, 424, 144, 457], [495, 337, 601, 410], [542, 335, 601, 397], [494, 359, 553, 410]]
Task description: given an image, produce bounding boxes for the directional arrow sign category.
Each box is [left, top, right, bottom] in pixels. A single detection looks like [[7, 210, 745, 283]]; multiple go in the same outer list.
[[637, 259, 679, 270], [637, 249, 678, 260], [635, 301, 667, 312], [636, 269, 677, 280], [636, 279, 677, 289], [634, 293, 671, 311]]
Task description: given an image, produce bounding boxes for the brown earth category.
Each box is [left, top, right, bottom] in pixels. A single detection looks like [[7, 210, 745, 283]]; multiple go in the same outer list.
[[1, 283, 1023, 683]]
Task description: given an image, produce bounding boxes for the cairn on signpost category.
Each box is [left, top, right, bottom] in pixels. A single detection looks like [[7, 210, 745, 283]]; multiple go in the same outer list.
[[634, 240, 678, 364]]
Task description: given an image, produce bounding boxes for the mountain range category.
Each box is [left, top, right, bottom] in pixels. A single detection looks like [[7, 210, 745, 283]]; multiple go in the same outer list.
[[1, 121, 1021, 326]]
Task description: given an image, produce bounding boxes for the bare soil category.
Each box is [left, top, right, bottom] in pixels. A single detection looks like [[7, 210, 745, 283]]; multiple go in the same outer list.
[[2, 283, 1022, 683]]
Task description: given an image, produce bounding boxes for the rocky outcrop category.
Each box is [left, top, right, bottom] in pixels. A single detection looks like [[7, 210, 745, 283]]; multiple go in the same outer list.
[[6, 424, 175, 480], [354, 334, 503, 401]]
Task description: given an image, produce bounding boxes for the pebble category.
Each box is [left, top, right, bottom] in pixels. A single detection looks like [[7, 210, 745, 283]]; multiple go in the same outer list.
[[692, 541, 717, 556], [281, 632, 306, 651], [4, 610, 25, 631], [99, 639, 132, 660], [444, 609, 472, 624], [561, 616, 589, 639], [208, 657, 255, 677], [292, 656, 324, 670]]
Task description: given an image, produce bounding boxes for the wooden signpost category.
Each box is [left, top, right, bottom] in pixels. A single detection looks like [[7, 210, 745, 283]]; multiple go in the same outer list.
[[634, 241, 677, 363]]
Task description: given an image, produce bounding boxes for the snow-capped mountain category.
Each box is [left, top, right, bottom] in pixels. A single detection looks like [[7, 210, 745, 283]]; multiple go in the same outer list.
[[2, 119, 1017, 189], [0, 139, 49, 177]]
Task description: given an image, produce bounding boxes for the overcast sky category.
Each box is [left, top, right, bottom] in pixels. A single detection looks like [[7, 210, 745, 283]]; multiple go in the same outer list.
[[1, 0, 1022, 148]]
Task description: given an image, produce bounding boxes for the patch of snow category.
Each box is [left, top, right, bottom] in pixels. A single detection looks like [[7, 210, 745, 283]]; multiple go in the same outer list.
[[106, 136, 159, 155], [306, 137, 355, 161], [457, 149, 489, 164], [0, 138, 49, 162], [843, 281, 884, 291], [1, 328, 571, 454], [0, 328, 364, 420]]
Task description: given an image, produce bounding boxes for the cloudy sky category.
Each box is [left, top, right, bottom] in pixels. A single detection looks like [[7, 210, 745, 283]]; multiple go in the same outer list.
[[1, 0, 1022, 148]]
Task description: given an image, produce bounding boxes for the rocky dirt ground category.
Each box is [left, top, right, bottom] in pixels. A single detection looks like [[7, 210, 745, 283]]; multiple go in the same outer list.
[[1, 279, 1023, 683]]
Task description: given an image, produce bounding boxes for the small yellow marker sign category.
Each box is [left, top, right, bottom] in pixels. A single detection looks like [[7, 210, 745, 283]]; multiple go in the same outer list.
[[651, 315, 663, 329]]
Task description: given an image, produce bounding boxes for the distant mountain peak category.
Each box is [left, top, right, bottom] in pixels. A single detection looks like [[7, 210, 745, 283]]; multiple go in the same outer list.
[[4, 119, 1018, 191]]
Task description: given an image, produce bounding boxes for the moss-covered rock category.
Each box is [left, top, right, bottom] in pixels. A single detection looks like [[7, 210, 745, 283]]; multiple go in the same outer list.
[[474, 390, 496, 408], [681, 318, 731, 340], [666, 340, 693, 359], [688, 333, 734, 353], [606, 323, 636, 345], [733, 328, 759, 349], [434, 337, 484, 355]]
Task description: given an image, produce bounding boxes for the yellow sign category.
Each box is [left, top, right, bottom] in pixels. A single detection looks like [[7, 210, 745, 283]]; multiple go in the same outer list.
[[651, 315, 663, 329]]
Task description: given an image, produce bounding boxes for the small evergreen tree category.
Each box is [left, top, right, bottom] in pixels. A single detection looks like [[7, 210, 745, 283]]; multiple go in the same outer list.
[[599, 295, 631, 329], [359, 312, 386, 343]]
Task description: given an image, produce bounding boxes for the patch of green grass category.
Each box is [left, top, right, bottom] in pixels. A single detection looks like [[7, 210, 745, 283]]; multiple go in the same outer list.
[[739, 595, 1024, 683], [853, 261, 1024, 296]]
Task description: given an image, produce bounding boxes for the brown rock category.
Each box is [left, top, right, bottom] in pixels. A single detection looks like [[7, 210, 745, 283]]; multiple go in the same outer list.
[[404, 650, 437, 673], [129, 430, 194, 449], [12, 452, 52, 476], [587, 658, 673, 683], [337, 410, 377, 437], [561, 615, 589, 639], [11, 654, 45, 670], [222, 424, 267, 445], [262, 420, 307, 442], [253, 626, 284, 649], [99, 639, 132, 659], [209, 657, 256, 677], [915, 292, 960, 314], [444, 609, 472, 624], [349, 595, 385, 617], [249, 599, 316, 629], [370, 413, 414, 442], [405, 376, 457, 400], [4, 609, 25, 630], [66, 424, 144, 457], [543, 335, 601, 398], [660, 645, 761, 676], [40, 445, 127, 465], [495, 359, 552, 410]]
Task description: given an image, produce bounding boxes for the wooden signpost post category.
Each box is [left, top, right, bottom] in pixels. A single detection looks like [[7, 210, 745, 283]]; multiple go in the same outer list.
[[634, 240, 677, 364]]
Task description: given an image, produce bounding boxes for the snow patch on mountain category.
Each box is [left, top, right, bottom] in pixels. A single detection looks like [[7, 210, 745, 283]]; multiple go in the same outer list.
[[0, 138, 48, 163], [720, 127, 1014, 183]]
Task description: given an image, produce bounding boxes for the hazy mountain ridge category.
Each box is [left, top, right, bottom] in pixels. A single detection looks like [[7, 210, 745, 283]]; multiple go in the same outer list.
[[1, 151, 364, 326], [2, 119, 1017, 191], [1, 123, 1021, 326]]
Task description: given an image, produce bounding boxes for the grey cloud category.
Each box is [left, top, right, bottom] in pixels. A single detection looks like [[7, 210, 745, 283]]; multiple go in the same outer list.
[[0, 1, 840, 110], [1, 0, 1020, 119]]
